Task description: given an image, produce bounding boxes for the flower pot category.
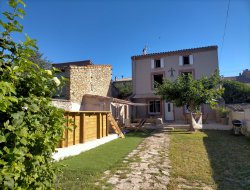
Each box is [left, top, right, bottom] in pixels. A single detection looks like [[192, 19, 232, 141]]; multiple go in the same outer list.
[[220, 117, 228, 125]]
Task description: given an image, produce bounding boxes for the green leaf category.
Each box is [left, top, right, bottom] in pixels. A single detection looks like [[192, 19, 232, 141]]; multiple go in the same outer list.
[[4, 178, 14, 189], [0, 135, 6, 143]]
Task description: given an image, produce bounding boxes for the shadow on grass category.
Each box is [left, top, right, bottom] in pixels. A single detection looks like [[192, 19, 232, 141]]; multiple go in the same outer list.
[[54, 130, 152, 190], [203, 130, 250, 190]]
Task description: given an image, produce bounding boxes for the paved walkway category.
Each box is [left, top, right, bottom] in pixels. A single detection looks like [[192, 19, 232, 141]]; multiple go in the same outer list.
[[98, 126, 171, 190]]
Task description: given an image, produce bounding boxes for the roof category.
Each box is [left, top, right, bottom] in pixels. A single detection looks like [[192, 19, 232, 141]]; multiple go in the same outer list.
[[131, 45, 218, 59], [132, 93, 161, 99], [113, 77, 132, 82], [82, 94, 147, 106], [223, 76, 237, 81], [52, 60, 93, 68]]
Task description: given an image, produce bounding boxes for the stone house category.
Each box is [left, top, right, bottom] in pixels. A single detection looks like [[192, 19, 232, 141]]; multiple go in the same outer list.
[[131, 46, 219, 122], [224, 69, 250, 86], [52, 60, 131, 123]]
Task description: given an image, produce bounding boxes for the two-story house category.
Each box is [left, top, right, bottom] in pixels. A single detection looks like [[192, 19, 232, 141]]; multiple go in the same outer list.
[[131, 46, 219, 122]]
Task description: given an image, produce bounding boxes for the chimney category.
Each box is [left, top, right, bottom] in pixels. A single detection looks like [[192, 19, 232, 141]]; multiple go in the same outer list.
[[142, 46, 147, 55], [115, 76, 117, 81], [122, 75, 124, 79]]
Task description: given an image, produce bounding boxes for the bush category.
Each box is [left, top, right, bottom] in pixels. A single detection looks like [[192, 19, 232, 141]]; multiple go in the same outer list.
[[222, 80, 250, 104], [0, 1, 65, 189], [217, 107, 230, 118]]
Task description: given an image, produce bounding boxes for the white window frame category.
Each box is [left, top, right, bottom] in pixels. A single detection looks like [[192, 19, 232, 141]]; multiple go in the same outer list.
[[151, 58, 164, 69], [179, 55, 193, 66]]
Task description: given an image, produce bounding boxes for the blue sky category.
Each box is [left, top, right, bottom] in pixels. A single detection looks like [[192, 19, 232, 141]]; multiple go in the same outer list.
[[1, 0, 249, 78]]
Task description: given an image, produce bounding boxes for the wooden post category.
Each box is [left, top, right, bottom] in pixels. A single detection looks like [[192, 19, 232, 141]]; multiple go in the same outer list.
[[97, 113, 102, 139], [65, 112, 69, 147], [80, 113, 84, 143], [106, 113, 109, 136], [73, 113, 76, 145], [82, 113, 86, 143]]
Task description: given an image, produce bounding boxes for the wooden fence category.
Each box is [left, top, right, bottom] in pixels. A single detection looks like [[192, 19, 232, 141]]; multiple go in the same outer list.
[[59, 111, 110, 148]]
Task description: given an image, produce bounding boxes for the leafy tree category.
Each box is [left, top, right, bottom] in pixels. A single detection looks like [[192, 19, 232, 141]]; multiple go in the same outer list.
[[0, 0, 65, 189], [156, 70, 223, 131], [29, 50, 52, 70], [115, 83, 133, 99], [222, 80, 250, 104]]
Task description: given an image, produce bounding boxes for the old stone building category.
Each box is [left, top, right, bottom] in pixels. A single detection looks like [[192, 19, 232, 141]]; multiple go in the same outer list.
[[52, 60, 132, 124], [52, 60, 112, 107]]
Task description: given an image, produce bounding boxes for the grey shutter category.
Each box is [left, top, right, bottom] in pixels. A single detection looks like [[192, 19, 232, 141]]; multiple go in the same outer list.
[[189, 55, 193, 65], [160, 58, 164, 68], [151, 59, 155, 69], [179, 56, 183, 66]]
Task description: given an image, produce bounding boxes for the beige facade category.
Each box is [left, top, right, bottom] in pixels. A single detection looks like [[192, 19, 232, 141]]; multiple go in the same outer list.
[[131, 46, 219, 122]]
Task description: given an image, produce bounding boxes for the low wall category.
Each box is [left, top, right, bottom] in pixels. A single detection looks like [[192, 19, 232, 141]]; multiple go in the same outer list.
[[245, 109, 250, 132], [59, 111, 110, 148], [229, 109, 250, 132], [52, 99, 81, 111]]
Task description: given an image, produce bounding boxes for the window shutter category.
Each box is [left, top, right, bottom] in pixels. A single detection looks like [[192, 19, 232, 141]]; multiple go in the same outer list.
[[151, 59, 155, 69], [160, 58, 164, 68], [189, 55, 193, 65], [179, 56, 183, 66]]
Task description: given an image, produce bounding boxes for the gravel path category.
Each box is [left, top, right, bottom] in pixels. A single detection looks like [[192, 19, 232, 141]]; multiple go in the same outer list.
[[99, 126, 171, 190]]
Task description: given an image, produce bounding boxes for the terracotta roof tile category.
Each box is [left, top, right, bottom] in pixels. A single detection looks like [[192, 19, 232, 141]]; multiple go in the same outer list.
[[52, 60, 93, 68], [131, 45, 218, 59]]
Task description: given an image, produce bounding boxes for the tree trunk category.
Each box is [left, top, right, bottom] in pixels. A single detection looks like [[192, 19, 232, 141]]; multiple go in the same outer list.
[[189, 112, 196, 131]]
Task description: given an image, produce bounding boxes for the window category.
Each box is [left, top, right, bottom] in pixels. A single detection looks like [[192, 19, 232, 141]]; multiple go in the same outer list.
[[183, 56, 190, 65], [179, 55, 193, 66], [153, 74, 163, 88], [168, 103, 171, 112], [155, 60, 161, 68], [181, 71, 192, 78], [149, 100, 161, 113], [184, 104, 190, 113], [151, 59, 163, 69]]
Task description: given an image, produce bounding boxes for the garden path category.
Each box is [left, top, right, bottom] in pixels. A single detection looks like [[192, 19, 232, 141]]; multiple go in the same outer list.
[[98, 126, 171, 190]]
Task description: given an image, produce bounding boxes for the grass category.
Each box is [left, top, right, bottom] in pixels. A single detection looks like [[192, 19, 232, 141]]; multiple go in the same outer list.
[[168, 130, 250, 190], [54, 131, 150, 190]]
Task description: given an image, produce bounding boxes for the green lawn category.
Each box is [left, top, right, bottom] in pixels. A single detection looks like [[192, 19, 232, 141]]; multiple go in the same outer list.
[[168, 130, 250, 190], [54, 131, 149, 190]]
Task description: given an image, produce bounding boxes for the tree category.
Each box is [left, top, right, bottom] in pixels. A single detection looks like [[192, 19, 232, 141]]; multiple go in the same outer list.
[[222, 80, 250, 104], [156, 70, 223, 131], [0, 0, 65, 189], [115, 83, 133, 99], [29, 50, 52, 69]]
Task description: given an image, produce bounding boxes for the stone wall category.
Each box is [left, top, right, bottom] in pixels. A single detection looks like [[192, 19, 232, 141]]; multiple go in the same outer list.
[[69, 65, 112, 102], [52, 99, 72, 110]]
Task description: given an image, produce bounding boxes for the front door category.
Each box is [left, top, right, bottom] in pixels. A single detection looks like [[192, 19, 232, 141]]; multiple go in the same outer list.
[[165, 101, 174, 121]]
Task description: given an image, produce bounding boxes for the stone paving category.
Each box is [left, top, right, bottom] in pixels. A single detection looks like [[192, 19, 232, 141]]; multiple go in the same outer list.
[[98, 126, 171, 190]]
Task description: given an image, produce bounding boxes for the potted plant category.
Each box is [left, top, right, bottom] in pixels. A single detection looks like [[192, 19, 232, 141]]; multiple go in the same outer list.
[[218, 107, 230, 125]]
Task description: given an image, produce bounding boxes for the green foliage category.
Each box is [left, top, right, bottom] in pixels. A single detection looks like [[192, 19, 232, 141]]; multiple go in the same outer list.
[[217, 107, 230, 118], [115, 82, 133, 99], [222, 80, 250, 104], [156, 70, 223, 113], [29, 50, 52, 70], [0, 1, 65, 189]]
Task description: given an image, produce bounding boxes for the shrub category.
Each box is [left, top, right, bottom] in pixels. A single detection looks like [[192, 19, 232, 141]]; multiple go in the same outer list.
[[222, 80, 250, 104], [0, 0, 65, 189], [217, 107, 230, 118]]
